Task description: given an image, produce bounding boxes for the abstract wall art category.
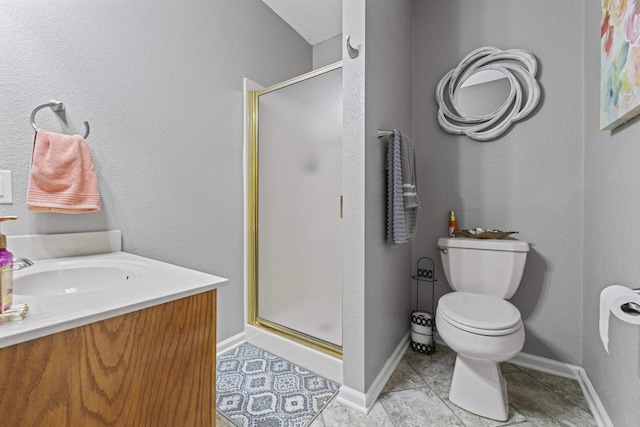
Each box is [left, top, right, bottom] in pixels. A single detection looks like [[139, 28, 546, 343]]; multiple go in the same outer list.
[[601, 0, 640, 130]]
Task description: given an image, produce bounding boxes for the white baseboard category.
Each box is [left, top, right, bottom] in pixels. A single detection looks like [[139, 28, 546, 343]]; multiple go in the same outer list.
[[336, 331, 410, 414], [508, 352, 612, 427], [576, 368, 614, 427], [509, 351, 581, 379], [335, 385, 368, 413], [216, 332, 246, 357]]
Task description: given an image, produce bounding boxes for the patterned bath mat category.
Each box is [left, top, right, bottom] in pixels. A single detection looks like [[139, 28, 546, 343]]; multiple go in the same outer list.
[[216, 343, 339, 427]]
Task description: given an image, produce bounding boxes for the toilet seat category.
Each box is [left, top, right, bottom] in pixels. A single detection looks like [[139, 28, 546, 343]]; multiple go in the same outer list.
[[438, 292, 522, 336]]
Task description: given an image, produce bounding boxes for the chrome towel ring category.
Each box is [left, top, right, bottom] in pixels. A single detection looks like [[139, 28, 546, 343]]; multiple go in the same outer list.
[[30, 100, 90, 138]]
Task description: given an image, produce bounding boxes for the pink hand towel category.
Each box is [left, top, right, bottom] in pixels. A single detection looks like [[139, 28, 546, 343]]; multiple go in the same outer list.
[[27, 130, 101, 213]]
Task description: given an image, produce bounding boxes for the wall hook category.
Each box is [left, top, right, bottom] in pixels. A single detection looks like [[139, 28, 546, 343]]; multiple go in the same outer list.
[[346, 36, 359, 59]]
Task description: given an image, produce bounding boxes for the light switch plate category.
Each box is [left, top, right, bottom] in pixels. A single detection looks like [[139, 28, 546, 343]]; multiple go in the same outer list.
[[0, 170, 13, 204]]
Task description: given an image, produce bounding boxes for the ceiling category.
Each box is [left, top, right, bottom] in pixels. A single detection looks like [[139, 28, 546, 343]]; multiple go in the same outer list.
[[260, 0, 342, 45]]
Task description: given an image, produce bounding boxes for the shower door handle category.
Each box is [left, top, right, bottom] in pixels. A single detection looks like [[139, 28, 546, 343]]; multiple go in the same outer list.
[[340, 196, 343, 219]]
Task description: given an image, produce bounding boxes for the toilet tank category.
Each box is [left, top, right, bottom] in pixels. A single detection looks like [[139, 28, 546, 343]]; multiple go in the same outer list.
[[437, 237, 530, 299]]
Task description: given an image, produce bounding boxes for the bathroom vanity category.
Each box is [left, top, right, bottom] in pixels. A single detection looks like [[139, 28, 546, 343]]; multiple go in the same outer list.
[[0, 231, 227, 426]]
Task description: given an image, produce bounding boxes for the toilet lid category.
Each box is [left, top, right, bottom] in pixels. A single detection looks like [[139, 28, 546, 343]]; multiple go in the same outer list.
[[438, 292, 522, 336]]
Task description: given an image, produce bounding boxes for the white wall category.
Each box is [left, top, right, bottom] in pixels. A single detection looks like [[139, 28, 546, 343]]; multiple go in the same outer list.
[[0, 0, 312, 343], [412, 0, 585, 365], [584, 3, 640, 426]]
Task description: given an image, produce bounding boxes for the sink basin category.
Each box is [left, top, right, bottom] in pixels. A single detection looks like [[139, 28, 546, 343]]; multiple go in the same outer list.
[[14, 259, 150, 296]]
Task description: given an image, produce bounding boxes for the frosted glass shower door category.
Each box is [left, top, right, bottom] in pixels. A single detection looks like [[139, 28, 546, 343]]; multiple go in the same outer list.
[[257, 67, 342, 348]]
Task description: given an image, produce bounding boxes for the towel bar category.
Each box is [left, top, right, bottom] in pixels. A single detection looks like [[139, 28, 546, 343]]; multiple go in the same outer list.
[[378, 128, 412, 141], [377, 129, 394, 138], [30, 100, 90, 139]]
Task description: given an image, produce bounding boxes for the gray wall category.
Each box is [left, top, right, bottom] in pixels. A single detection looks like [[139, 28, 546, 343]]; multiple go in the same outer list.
[[412, 0, 585, 365], [6, 4, 634, 423], [364, 0, 414, 390], [584, 3, 640, 426], [342, 0, 367, 394], [341, 0, 413, 395], [0, 0, 312, 343], [313, 34, 343, 69]]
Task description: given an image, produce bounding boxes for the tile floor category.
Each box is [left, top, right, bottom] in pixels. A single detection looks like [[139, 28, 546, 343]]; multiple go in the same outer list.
[[216, 344, 597, 427]]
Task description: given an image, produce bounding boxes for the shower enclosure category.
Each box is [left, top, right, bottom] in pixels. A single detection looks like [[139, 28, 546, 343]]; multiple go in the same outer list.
[[247, 62, 343, 357]]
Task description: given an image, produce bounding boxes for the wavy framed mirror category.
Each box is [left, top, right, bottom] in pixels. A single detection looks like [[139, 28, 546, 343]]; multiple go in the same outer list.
[[435, 46, 541, 141]]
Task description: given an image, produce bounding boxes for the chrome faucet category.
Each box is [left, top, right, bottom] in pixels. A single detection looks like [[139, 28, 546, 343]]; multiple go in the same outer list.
[[12, 257, 33, 271]]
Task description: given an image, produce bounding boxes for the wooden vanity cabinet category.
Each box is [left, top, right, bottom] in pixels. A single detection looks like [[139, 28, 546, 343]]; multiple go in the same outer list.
[[0, 290, 217, 427]]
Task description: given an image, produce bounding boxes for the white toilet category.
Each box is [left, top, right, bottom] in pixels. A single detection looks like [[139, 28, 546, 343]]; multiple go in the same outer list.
[[436, 237, 529, 421]]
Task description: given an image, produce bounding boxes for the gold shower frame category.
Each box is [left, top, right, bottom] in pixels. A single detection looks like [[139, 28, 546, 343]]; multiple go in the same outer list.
[[247, 61, 343, 358]]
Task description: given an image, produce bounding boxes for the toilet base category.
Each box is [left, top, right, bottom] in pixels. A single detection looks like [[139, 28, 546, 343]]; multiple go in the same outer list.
[[449, 355, 509, 421]]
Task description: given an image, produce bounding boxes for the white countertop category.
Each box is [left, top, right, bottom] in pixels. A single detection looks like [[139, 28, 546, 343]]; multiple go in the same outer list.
[[0, 232, 228, 349]]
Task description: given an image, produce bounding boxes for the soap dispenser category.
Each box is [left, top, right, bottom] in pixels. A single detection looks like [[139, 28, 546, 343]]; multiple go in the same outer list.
[[0, 216, 17, 313]]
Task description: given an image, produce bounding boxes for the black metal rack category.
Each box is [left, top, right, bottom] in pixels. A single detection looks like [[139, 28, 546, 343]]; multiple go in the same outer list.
[[411, 257, 438, 354]]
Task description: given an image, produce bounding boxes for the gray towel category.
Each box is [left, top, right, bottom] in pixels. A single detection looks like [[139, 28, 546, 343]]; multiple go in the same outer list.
[[386, 130, 419, 246], [401, 134, 420, 209]]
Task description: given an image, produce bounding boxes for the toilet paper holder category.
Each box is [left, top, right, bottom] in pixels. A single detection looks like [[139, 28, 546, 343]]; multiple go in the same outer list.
[[621, 289, 640, 316], [411, 256, 439, 355]]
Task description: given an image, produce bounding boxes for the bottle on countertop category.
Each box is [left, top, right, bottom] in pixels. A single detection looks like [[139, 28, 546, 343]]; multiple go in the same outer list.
[[449, 210, 457, 237], [0, 216, 18, 313]]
